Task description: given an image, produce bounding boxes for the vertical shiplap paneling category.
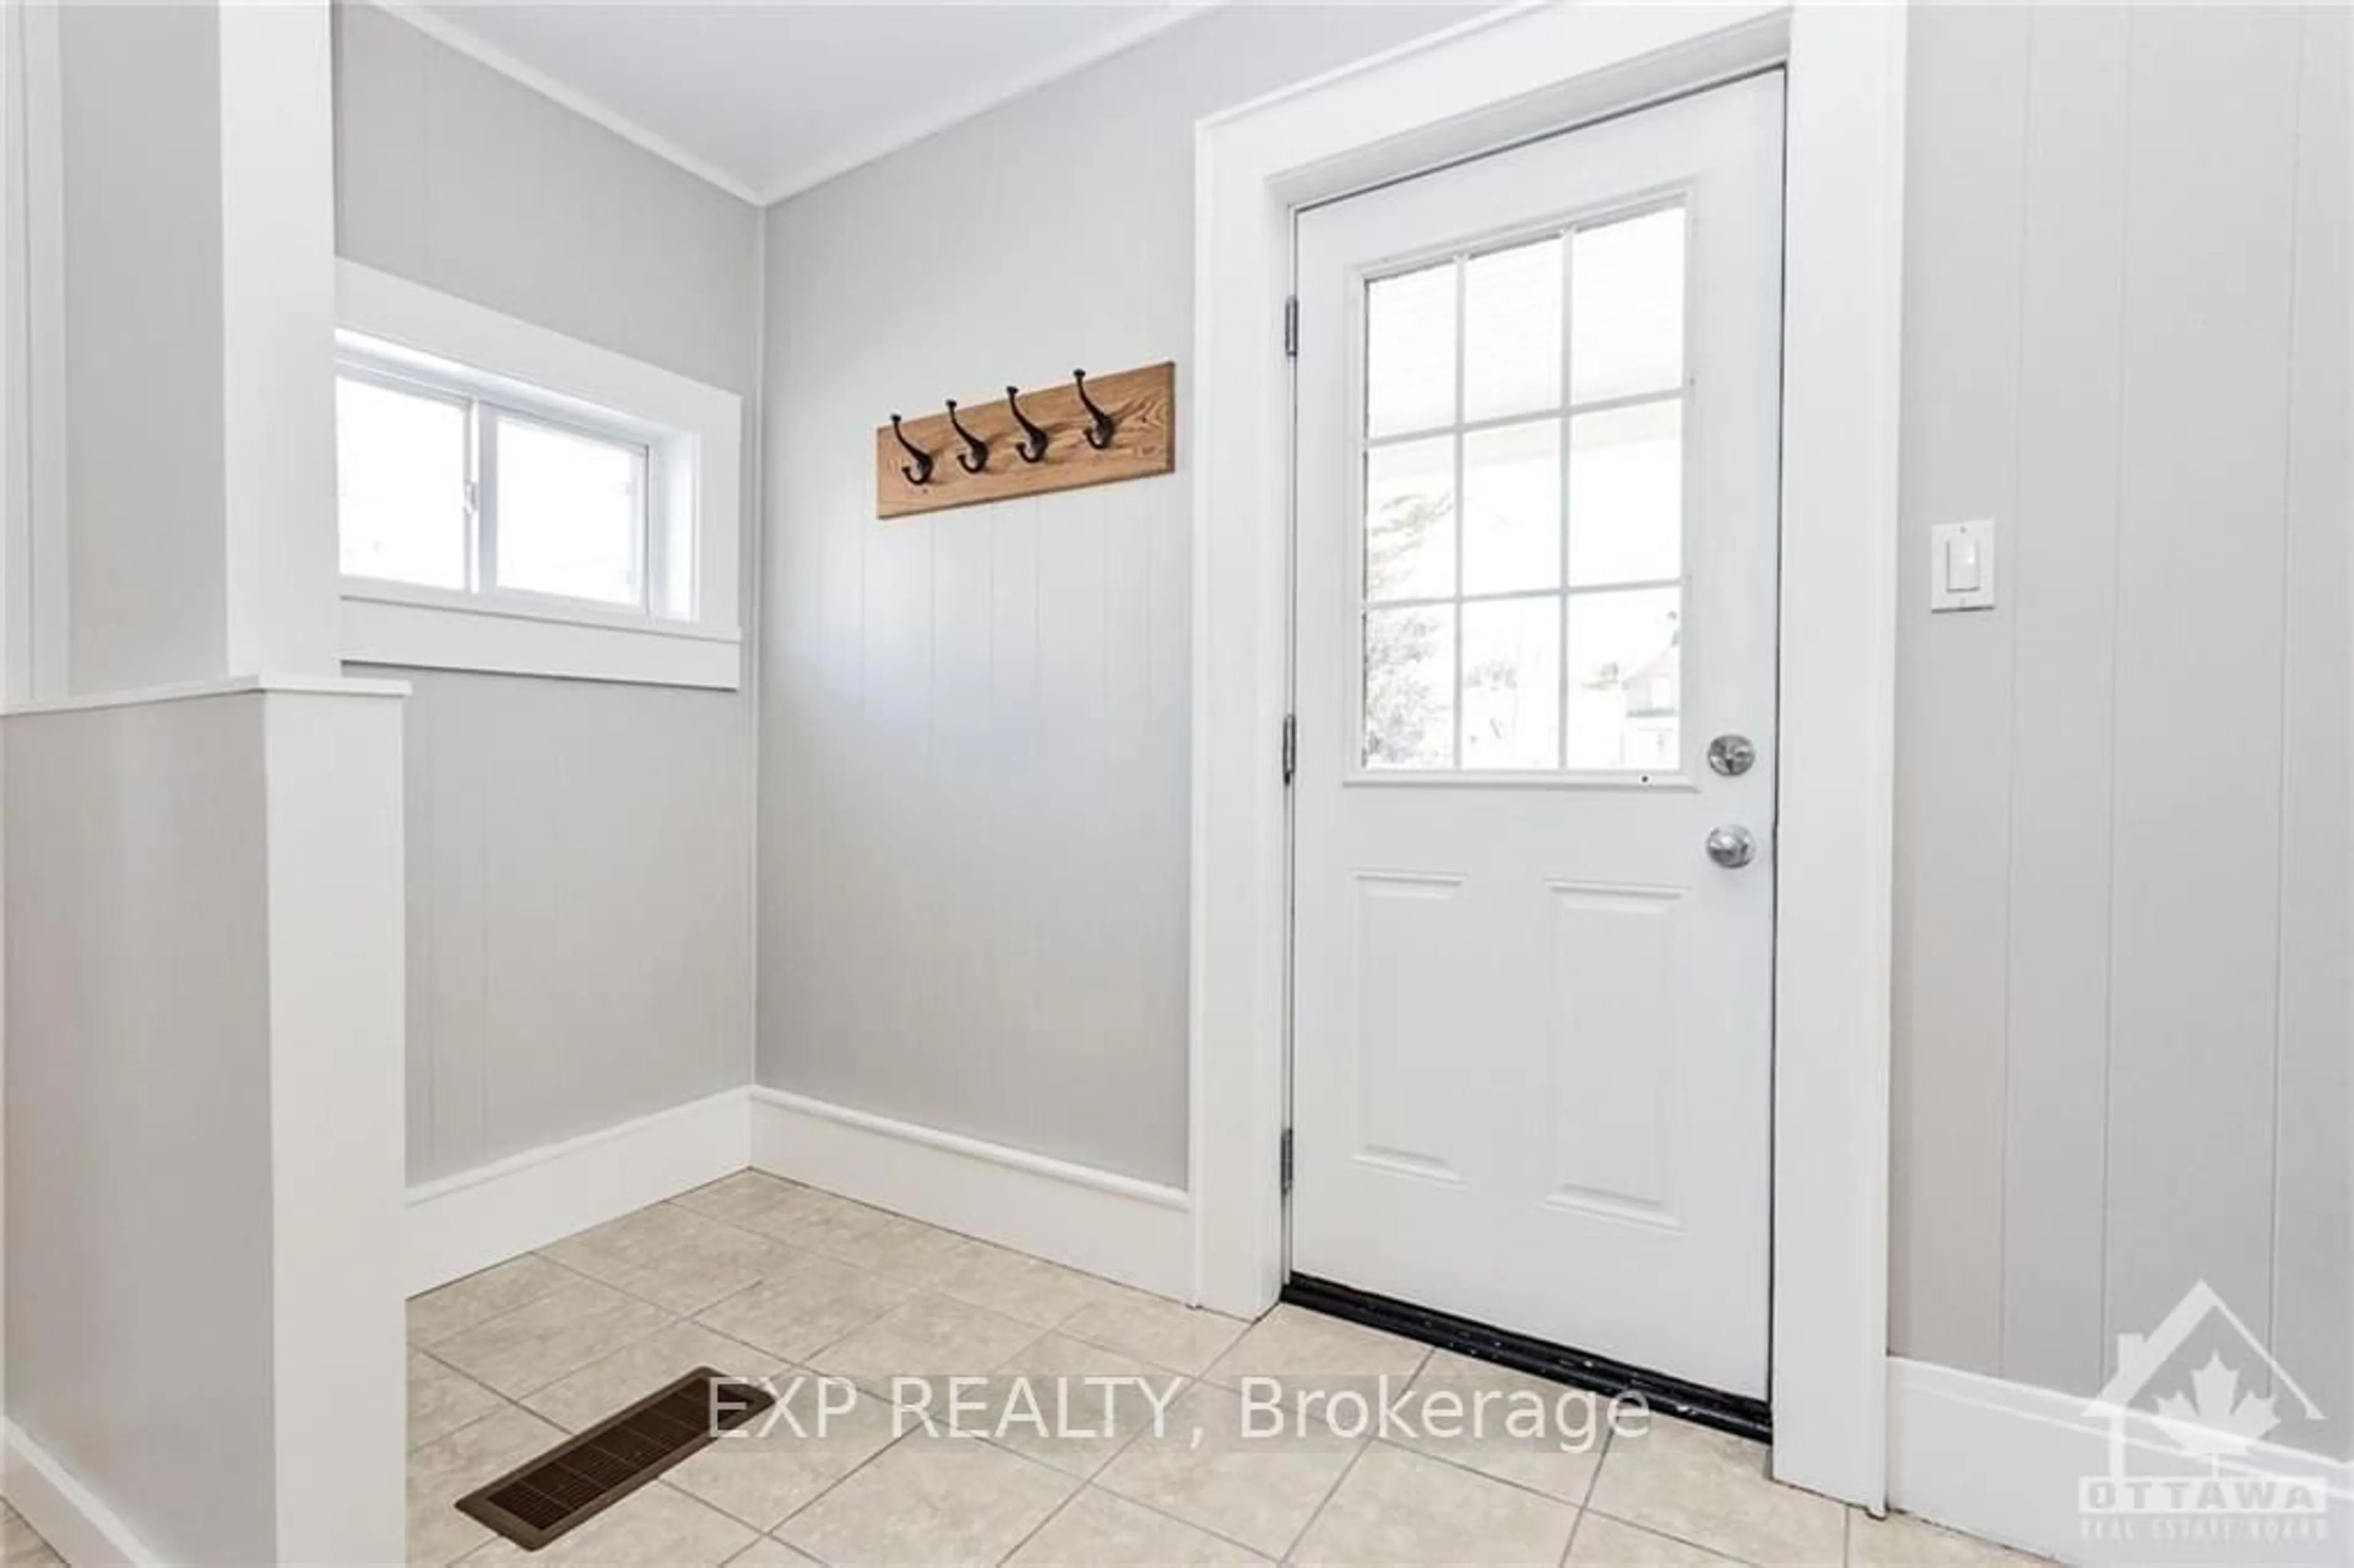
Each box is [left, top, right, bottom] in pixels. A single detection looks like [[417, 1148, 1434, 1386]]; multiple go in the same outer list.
[[402, 661, 440, 1178], [478, 677, 557, 1155], [2270, 3, 2353, 1461], [2103, 6, 2301, 1349], [1144, 446, 1195, 1132], [863, 511, 938, 1111], [800, 432, 874, 1069], [337, 3, 764, 1184], [1099, 487, 1167, 1151], [983, 497, 1045, 1118], [757, 6, 1476, 1189], [1895, 2, 2350, 1444], [418, 672, 491, 1171], [1889, 0, 2030, 1374], [1030, 484, 1120, 1159], [753, 262, 813, 1082], [923, 493, 1005, 1136], [381, 669, 754, 1182], [1997, 2, 2131, 1399]]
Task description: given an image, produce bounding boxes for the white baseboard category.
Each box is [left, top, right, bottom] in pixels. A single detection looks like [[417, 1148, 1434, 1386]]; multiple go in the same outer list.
[[1887, 1357, 2352, 1566], [5, 1421, 159, 1566], [748, 1087, 1193, 1301], [408, 1089, 750, 1295]]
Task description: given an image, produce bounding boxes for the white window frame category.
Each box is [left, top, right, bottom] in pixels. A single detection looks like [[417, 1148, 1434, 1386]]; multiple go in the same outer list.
[[1348, 189, 1699, 785], [333, 262, 742, 689], [1189, 1, 1906, 1511]]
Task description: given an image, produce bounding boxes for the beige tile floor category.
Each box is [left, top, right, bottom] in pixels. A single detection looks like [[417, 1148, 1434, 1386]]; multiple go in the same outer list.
[[2, 1504, 61, 1566], [409, 1174, 2043, 1567]]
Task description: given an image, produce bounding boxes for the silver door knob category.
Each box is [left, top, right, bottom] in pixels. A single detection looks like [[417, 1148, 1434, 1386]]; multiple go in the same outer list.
[[1707, 733, 1757, 777], [1705, 825, 1756, 869]]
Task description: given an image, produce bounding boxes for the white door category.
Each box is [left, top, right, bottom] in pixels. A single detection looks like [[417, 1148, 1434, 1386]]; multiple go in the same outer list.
[[1289, 75, 1785, 1399]]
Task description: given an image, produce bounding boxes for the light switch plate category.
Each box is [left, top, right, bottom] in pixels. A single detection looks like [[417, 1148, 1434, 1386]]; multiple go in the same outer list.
[[1930, 519, 1996, 612]]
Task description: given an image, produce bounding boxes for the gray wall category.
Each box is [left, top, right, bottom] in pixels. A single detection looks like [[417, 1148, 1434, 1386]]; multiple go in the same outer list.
[[758, 0, 2350, 1454], [6, 697, 276, 1563], [1891, 2, 2349, 1458], [368, 668, 755, 1177], [333, 2, 756, 396], [334, 3, 761, 1182], [756, 3, 1472, 1188], [56, 0, 226, 691]]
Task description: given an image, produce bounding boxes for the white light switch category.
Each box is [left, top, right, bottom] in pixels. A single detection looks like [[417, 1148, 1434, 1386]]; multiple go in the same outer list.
[[1930, 520, 1996, 612]]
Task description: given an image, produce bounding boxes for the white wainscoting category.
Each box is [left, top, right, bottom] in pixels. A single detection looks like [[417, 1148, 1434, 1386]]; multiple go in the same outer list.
[[748, 1088, 1192, 1301], [407, 1089, 751, 1294], [5, 1421, 160, 1567], [1887, 1357, 2353, 1565]]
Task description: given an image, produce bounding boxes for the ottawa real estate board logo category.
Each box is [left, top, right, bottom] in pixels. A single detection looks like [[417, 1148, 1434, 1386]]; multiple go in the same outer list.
[[2078, 1281, 2337, 1555]]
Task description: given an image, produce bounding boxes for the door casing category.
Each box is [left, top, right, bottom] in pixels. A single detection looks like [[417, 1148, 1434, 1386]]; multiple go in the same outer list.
[[1186, 1, 1908, 1510]]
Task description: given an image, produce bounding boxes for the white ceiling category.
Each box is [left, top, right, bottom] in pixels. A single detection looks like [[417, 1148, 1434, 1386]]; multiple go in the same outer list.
[[402, 1, 1221, 204]]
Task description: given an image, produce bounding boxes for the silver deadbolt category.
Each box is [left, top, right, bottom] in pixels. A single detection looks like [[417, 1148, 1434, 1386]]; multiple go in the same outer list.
[[1705, 825, 1757, 869], [1707, 733, 1757, 777]]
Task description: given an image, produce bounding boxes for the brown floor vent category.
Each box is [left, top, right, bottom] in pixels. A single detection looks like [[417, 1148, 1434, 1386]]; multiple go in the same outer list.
[[457, 1368, 775, 1551]]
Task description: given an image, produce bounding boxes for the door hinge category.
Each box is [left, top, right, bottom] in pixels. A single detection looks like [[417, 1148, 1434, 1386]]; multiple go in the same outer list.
[[1279, 1128, 1295, 1194], [1283, 295, 1299, 359], [1281, 712, 1297, 785]]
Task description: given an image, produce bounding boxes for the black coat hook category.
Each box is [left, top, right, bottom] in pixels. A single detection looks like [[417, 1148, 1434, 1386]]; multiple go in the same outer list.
[[889, 413, 934, 485], [945, 399, 989, 473], [1005, 386, 1049, 463], [1072, 370, 1115, 449]]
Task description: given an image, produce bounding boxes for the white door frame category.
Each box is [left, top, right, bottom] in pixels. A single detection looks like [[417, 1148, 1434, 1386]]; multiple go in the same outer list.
[[1186, 1, 1906, 1509]]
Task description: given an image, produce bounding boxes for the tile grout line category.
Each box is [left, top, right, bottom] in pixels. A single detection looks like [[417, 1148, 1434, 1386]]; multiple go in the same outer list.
[[761, 1415, 925, 1555], [985, 1457, 1094, 1567], [1050, 1300, 1250, 1383], [408, 1348, 536, 1459], [667, 1363, 924, 1545], [1353, 1422, 1598, 1514], [1576, 1501, 1768, 1566], [1273, 1428, 1376, 1563], [408, 1256, 585, 1349], [1567, 1420, 1787, 1566], [1068, 1378, 1333, 1562], [802, 1311, 1048, 1404], [1556, 1419, 1617, 1564], [738, 1298, 1107, 1548], [644, 1472, 775, 1540], [1067, 1478, 1276, 1562], [410, 1247, 710, 1536], [406, 1357, 546, 1468]]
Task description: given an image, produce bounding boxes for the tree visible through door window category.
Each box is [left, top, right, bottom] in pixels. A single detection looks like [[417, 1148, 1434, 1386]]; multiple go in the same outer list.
[[1358, 204, 1687, 772]]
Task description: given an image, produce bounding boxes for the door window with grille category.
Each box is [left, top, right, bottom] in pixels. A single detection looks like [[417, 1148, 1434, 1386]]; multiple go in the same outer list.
[[1357, 205, 1689, 774]]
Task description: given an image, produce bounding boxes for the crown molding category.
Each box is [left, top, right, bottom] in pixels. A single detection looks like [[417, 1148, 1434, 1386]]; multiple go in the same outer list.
[[752, 2, 1226, 204], [364, 0, 1227, 211], [367, 0, 766, 205]]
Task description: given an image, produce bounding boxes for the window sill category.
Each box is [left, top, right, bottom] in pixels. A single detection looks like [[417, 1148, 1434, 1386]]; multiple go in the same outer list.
[[340, 586, 741, 690]]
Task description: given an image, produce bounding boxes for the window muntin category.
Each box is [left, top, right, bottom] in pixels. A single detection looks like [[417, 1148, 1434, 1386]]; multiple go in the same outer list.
[[1357, 201, 1689, 774], [334, 353, 660, 618]]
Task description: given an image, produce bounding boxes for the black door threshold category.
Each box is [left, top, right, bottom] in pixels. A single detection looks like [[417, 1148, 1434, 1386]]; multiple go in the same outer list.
[[1281, 1274, 1771, 1444]]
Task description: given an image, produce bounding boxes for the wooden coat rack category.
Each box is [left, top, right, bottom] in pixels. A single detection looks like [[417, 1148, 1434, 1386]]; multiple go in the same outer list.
[[875, 362, 1175, 519]]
